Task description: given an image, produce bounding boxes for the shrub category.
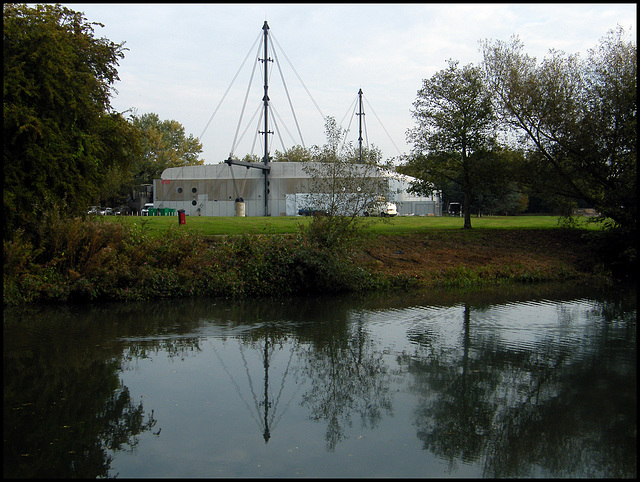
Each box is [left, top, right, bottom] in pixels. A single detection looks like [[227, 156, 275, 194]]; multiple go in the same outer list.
[[3, 229, 41, 276]]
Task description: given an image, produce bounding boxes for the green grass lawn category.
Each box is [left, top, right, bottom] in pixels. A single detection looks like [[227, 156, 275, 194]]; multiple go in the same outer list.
[[103, 214, 601, 237]]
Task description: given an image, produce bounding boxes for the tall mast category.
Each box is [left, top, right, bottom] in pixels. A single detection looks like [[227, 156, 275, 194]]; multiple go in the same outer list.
[[223, 22, 273, 215], [357, 88, 364, 163], [260, 21, 272, 216]]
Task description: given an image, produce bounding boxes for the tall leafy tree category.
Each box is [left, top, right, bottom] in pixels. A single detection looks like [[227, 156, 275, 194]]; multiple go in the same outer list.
[[303, 117, 391, 249], [481, 27, 636, 230], [3, 3, 139, 239], [407, 60, 498, 228], [130, 112, 204, 185]]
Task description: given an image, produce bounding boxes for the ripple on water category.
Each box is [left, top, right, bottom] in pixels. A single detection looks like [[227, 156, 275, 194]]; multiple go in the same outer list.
[[362, 297, 612, 358], [468, 298, 609, 355]]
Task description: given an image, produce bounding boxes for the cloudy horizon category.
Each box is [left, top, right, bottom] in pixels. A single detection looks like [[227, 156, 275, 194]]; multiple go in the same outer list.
[[64, 3, 637, 165]]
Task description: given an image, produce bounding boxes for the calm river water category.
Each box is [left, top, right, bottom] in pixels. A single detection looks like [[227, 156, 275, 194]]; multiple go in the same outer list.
[[4, 282, 636, 478]]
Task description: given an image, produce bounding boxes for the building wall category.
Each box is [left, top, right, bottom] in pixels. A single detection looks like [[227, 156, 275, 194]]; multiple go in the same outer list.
[[153, 163, 441, 217]]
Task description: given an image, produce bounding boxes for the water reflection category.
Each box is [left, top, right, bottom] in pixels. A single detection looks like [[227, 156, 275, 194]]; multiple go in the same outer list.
[[3, 283, 636, 478], [209, 322, 302, 444], [298, 312, 393, 451], [402, 297, 636, 478], [3, 305, 159, 478]]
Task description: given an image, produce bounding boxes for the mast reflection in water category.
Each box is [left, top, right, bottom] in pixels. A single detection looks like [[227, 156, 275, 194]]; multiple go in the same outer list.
[[3, 283, 636, 478], [209, 321, 303, 444]]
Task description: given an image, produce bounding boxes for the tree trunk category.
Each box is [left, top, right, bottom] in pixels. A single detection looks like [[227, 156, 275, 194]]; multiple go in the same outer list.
[[463, 191, 472, 229], [462, 153, 472, 229]]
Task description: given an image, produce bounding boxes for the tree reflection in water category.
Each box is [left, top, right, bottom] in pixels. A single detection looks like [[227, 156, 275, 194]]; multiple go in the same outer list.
[[4, 288, 635, 478], [208, 309, 393, 452], [3, 301, 206, 478], [4, 347, 157, 478], [401, 301, 636, 478], [298, 313, 393, 451]]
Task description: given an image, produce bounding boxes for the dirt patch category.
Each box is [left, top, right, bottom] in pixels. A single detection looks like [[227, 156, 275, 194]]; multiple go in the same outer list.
[[352, 229, 594, 281]]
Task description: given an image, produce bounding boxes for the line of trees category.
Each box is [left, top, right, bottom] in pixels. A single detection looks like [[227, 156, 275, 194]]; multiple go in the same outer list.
[[3, 4, 204, 242], [4, 3, 390, 248], [5, 3, 635, 247], [400, 26, 636, 233]]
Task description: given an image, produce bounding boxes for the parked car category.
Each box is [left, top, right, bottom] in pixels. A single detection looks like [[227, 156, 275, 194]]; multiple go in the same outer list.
[[114, 206, 130, 215], [298, 207, 328, 216], [87, 206, 99, 215], [141, 203, 154, 216]]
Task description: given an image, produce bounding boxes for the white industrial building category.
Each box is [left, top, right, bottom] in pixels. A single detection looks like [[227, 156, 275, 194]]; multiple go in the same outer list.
[[152, 162, 441, 217]]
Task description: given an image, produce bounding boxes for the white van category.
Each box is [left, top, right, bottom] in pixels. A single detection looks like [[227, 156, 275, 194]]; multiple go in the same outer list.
[[364, 201, 397, 217]]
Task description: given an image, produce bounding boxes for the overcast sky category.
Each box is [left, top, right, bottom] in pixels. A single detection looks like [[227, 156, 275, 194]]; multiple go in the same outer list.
[[62, 3, 636, 165]]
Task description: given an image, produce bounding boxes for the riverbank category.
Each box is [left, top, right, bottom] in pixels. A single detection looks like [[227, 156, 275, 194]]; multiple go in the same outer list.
[[352, 229, 605, 288], [5, 214, 625, 307]]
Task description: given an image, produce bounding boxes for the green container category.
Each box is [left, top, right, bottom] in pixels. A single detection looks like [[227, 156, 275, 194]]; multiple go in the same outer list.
[[148, 208, 157, 216]]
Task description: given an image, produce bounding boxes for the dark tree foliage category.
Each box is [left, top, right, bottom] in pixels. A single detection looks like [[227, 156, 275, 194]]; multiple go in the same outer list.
[[399, 147, 528, 216], [481, 27, 636, 231], [406, 60, 499, 228], [3, 3, 140, 240]]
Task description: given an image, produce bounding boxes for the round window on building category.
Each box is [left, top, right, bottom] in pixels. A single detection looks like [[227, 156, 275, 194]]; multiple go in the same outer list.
[[177, 187, 183, 193], [192, 200, 197, 206], [192, 187, 197, 193]]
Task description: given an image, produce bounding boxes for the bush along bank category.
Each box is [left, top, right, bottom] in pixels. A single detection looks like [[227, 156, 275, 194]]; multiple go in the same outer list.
[[3, 217, 405, 306], [3, 217, 623, 306]]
